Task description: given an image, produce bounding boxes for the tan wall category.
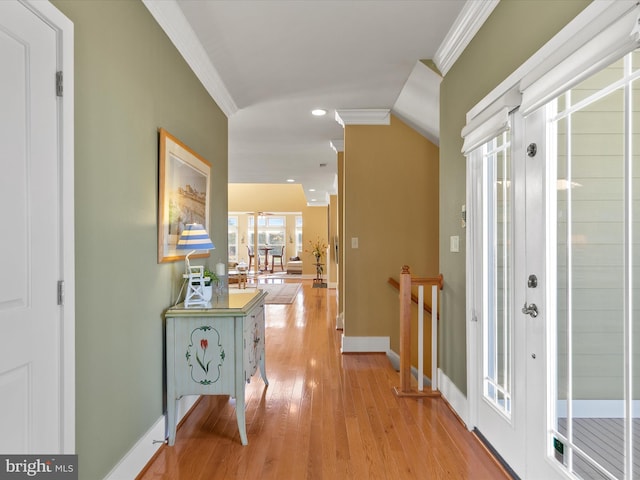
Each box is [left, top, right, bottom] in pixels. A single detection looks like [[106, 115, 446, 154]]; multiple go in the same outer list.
[[228, 183, 329, 275], [343, 114, 439, 360], [338, 151, 345, 316], [328, 194, 339, 286]]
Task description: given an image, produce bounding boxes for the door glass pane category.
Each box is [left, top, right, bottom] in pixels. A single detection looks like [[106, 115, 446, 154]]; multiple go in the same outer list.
[[553, 53, 629, 479], [632, 49, 640, 479], [484, 131, 512, 418]]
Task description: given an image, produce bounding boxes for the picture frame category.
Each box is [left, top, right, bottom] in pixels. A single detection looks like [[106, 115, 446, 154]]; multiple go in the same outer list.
[[158, 128, 211, 263]]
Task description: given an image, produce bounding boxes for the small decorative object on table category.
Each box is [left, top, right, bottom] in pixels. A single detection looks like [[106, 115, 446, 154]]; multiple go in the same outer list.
[[176, 224, 215, 307], [306, 237, 328, 288]]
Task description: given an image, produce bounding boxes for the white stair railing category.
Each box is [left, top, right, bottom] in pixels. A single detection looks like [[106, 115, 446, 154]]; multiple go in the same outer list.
[[393, 265, 443, 398]]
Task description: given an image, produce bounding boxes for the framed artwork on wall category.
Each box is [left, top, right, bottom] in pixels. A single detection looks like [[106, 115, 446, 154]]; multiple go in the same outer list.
[[158, 128, 211, 263]]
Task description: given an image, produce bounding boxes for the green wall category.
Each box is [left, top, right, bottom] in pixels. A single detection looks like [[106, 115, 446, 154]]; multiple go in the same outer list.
[[438, 0, 590, 395], [51, 1, 228, 478]]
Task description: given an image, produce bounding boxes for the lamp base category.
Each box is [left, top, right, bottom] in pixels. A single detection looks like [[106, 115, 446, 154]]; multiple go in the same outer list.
[[184, 265, 210, 308]]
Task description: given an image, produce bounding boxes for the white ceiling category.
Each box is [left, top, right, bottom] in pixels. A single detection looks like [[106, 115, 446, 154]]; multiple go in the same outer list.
[[143, 0, 498, 206]]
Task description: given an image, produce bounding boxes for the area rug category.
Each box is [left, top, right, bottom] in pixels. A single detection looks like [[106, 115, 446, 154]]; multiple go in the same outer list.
[[258, 283, 302, 304]]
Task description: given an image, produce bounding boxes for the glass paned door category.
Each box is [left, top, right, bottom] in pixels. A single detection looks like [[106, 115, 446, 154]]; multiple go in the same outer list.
[[470, 118, 528, 477], [484, 131, 513, 417], [545, 50, 639, 480]]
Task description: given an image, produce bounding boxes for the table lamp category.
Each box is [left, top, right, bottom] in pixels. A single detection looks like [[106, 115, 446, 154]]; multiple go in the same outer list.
[[176, 223, 215, 307]]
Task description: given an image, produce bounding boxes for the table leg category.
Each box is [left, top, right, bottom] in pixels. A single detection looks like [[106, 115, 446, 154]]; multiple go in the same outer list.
[[236, 380, 248, 445], [259, 354, 269, 386]]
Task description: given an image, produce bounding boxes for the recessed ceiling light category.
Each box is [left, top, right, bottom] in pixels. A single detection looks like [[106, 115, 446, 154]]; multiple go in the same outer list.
[[309, 188, 316, 192], [311, 109, 327, 116], [286, 178, 295, 183]]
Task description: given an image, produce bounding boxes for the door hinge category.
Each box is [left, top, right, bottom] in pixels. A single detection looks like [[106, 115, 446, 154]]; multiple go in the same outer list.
[[56, 71, 63, 97], [57, 280, 65, 306]]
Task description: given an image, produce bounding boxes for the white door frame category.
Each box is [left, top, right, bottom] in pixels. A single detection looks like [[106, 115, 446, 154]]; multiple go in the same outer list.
[[20, 0, 75, 453]]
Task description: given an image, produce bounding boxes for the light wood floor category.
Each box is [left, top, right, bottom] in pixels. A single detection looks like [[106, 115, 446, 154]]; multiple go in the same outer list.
[[138, 279, 510, 479]]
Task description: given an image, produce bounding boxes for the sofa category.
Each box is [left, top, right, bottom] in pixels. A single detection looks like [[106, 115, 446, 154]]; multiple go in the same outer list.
[[286, 256, 303, 274]]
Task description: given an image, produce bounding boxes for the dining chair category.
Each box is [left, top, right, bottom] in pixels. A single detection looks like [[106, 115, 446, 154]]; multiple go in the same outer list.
[[271, 245, 285, 271], [247, 245, 255, 270]]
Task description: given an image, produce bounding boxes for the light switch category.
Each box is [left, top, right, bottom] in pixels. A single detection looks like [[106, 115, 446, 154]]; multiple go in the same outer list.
[[450, 235, 459, 253], [351, 237, 359, 249]]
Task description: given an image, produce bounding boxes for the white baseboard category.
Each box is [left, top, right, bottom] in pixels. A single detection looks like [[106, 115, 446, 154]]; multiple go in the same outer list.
[[104, 395, 200, 480], [341, 334, 389, 353], [438, 368, 469, 427], [386, 349, 433, 387], [386, 351, 469, 427]]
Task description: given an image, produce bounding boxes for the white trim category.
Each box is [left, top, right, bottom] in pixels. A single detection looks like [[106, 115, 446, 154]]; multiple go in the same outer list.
[[103, 416, 165, 480], [466, 0, 637, 125], [434, 0, 499, 76], [438, 368, 469, 428], [461, 107, 511, 155], [340, 335, 389, 353], [334, 109, 390, 127], [386, 349, 434, 388], [330, 139, 344, 153], [141, 0, 237, 117], [465, 149, 479, 432], [104, 396, 200, 480], [21, 0, 75, 454]]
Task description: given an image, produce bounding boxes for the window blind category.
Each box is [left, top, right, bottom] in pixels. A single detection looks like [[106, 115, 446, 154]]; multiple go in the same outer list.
[[520, 3, 640, 116]]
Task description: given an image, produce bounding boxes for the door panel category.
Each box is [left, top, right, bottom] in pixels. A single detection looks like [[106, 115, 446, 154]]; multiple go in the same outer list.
[[543, 52, 637, 480], [472, 118, 528, 477], [0, 2, 61, 453]]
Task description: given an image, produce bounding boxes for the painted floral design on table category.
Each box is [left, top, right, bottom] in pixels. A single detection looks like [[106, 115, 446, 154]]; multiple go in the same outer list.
[[186, 325, 225, 385]]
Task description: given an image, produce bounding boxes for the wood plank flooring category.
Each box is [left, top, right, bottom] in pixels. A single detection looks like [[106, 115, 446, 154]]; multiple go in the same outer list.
[[558, 417, 640, 479], [138, 279, 510, 479]]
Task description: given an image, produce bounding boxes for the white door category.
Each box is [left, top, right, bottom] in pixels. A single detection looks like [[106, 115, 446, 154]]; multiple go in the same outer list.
[[0, 1, 63, 453], [468, 108, 563, 479], [469, 112, 530, 477], [522, 107, 563, 479], [530, 50, 640, 480]]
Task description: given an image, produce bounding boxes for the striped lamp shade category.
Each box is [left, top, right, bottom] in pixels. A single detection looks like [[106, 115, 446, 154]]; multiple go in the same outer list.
[[176, 224, 215, 251]]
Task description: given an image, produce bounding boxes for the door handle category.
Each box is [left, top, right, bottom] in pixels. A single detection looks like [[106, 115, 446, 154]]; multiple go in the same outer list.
[[522, 302, 538, 318]]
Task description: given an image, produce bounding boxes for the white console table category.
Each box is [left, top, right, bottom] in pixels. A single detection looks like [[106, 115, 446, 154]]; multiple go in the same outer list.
[[165, 290, 268, 445]]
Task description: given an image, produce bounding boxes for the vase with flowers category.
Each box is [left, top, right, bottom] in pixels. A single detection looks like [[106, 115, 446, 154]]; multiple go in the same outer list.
[[306, 237, 328, 287]]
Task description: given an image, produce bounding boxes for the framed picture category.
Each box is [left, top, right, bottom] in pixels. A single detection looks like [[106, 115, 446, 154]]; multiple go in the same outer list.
[[158, 128, 211, 263]]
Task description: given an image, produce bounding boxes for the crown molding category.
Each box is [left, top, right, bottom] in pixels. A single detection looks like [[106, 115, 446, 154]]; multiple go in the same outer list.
[[330, 139, 344, 153], [334, 109, 391, 127], [142, 0, 237, 117], [434, 0, 499, 76]]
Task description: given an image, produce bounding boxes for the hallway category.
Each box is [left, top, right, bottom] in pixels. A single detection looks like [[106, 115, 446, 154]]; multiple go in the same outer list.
[[138, 280, 509, 479]]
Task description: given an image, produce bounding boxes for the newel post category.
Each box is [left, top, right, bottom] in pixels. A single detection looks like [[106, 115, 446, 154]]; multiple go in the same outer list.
[[398, 265, 412, 393]]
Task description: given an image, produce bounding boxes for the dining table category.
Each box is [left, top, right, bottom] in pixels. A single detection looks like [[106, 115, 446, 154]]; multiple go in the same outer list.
[[259, 246, 273, 273]]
